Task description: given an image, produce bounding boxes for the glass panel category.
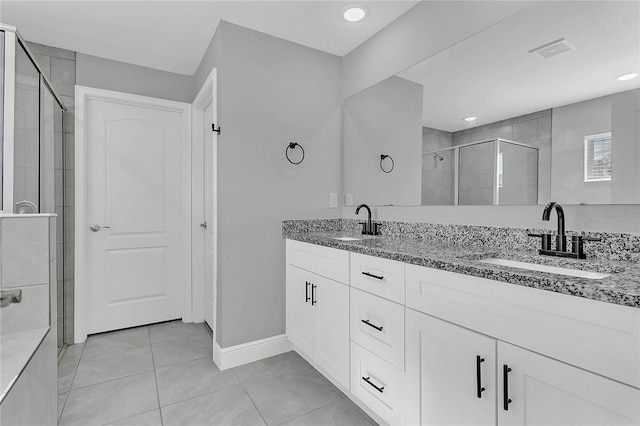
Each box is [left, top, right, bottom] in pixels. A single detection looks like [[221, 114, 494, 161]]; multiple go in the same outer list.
[[422, 150, 455, 205], [498, 141, 538, 205], [1, 31, 4, 209], [458, 141, 495, 205], [14, 41, 40, 213], [41, 78, 56, 213]]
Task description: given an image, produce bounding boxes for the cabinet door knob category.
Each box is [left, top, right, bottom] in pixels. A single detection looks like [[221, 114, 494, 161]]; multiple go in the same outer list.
[[476, 356, 486, 398], [503, 364, 513, 410]]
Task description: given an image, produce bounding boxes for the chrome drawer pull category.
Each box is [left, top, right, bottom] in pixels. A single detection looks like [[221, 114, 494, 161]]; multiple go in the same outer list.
[[362, 376, 384, 393], [362, 271, 384, 280], [361, 319, 383, 332]]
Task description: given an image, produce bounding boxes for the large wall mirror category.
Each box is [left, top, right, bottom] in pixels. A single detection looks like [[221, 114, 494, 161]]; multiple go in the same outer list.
[[344, 1, 640, 206]]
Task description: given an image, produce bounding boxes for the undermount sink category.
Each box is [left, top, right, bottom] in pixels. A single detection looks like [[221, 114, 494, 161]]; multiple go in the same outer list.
[[333, 236, 361, 241], [479, 258, 610, 279]]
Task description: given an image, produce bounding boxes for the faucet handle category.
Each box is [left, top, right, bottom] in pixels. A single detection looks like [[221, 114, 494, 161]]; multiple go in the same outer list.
[[359, 222, 368, 235], [372, 222, 381, 236], [571, 235, 601, 258], [528, 233, 552, 251]]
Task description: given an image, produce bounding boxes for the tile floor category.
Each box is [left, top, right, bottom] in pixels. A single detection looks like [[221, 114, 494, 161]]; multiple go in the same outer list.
[[57, 321, 375, 425]]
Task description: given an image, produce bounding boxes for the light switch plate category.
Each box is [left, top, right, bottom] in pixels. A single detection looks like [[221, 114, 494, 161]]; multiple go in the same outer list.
[[329, 193, 338, 208], [345, 193, 354, 206]]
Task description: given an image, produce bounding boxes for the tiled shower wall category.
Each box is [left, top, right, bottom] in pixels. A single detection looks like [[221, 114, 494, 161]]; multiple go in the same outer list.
[[26, 41, 75, 344]]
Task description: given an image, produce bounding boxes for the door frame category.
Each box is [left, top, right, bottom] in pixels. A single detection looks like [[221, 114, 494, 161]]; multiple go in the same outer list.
[[191, 69, 218, 345], [74, 85, 192, 343]]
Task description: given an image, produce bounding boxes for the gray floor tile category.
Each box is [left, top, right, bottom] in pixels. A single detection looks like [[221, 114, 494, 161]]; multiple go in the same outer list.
[[104, 409, 162, 426], [149, 320, 207, 343], [62, 342, 84, 362], [156, 356, 239, 406], [244, 367, 343, 425], [281, 399, 374, 426], [162, 385, 265, 426], [58, 359, 78, 394], [72, 346, 154, 389], [151, 332, 212, 367], [59, 371, 158, 426], [83, 326, 150, 357], [234, 351, 314, 382]]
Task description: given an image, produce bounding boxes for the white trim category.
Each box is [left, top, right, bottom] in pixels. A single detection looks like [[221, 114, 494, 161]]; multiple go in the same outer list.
[[191, 69, 217, 344], [214, 334, 293, 370], [2, 31, 16, 213], [74, 85, 192, 343]]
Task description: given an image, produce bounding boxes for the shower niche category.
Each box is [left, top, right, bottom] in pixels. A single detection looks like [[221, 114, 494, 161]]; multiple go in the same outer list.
[[422, 138, 539, 206]]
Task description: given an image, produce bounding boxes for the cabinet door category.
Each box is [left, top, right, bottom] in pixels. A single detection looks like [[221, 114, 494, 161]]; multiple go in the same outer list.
[[406, 308, 497, 426], [314, 275, 350, 389], [498, 341, 640, 426], [286, 265, 314, 356]]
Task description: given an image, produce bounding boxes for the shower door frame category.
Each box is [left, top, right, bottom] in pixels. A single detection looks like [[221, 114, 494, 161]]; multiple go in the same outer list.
[[0, 24, 67, 214]]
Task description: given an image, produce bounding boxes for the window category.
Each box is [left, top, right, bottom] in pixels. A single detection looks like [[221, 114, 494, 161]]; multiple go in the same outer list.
[[584, 132, 612, 182]]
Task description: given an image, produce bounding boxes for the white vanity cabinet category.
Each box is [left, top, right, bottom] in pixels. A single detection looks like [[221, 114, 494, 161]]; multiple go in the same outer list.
[[285, 240, 350, 388], [405, 264, 640, 426]]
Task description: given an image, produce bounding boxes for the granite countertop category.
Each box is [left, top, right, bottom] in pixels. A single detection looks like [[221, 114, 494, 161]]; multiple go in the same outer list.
[[284, 231, 640, 309]]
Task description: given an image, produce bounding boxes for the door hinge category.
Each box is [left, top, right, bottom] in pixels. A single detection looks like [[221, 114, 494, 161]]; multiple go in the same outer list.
[[211, 123, 221, 135]]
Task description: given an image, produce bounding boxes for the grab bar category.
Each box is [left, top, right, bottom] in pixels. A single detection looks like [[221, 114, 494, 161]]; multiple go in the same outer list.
[[1, 289, 23, 308]]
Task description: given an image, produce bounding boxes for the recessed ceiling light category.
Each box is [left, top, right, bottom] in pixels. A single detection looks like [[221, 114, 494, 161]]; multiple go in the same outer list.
[[343, 6, 367, 22], [616, 73, 639, 81], [463, 116, 477, 122]]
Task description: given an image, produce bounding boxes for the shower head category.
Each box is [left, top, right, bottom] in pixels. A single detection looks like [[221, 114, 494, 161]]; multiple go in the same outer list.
[[433, 153, 444, 161]]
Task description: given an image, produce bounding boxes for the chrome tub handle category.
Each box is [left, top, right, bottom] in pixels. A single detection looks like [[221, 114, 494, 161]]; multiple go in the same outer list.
[[1, 289, 23, 308]]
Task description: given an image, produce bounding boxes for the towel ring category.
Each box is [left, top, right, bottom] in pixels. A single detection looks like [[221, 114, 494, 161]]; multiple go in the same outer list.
[[380, 155, 394, 173], [286, 142, 305, 165]]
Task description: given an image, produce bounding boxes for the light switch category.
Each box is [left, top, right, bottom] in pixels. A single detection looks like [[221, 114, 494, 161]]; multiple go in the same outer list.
[[329, 193, 338, 208], [345, 193, 354, 206]]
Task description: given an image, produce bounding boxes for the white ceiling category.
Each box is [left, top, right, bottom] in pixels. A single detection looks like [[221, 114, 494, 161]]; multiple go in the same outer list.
[[397, 1, 640, 132], [0, 0, 419, 75]]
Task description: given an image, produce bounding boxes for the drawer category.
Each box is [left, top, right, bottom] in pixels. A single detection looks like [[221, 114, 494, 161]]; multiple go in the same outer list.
[[286, 239, 349, 284], [351, 342, 406, 425], [350, 288, 405, 370], [406, 264, 640, 388], [350, 252, 405, 303]]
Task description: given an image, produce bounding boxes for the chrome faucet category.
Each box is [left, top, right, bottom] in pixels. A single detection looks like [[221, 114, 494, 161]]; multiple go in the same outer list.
[[356, 204, 380, 235], [528, 201, 600, 259], [1, 289, 22, 309]]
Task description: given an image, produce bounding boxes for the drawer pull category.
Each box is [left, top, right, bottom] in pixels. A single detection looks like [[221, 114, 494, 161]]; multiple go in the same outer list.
[[311, 284, 317, 305], [362, 271, 384, 280], [503, 364, 513, 411], [476, 356, 486, 398], [362, 376, 384, 393], [361, 319, 384, 332], [305, 281, 311, 303]]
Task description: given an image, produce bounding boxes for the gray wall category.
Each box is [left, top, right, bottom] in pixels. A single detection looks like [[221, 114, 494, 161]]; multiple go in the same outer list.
[[344, 76, 423, 206], [551, 94, 612, 204], [611, 89, 640, 204], [212, 22, 342, 347], [422, 128, 454, 205], [76, 53, 193, 103], [342, 1, 534, 99]]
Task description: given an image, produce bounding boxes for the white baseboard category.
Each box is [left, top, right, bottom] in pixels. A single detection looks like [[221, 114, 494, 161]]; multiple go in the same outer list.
[[214, 334, 293, 370]]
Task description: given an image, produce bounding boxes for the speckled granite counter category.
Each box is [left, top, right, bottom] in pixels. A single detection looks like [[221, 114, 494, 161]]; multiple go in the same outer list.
[[283, 229, 640, 309]]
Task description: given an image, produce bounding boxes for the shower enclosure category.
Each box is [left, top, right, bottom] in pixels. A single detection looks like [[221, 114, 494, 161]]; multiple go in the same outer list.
[[422, 138, 539, 205], [1, 24, 68, 354]]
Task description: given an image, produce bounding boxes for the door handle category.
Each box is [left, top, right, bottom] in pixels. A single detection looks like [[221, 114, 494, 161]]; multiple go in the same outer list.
[[200, 222, 207, 229], [361, 271, 384, 280], [90, 224, 111, 232], [503, 364, 513, 410], [476, 356, 486, 398], [361, 319, 384, 332], [305, 281, 311, 303], [311, 284, 317, 305], [362, 376, 384, 393]]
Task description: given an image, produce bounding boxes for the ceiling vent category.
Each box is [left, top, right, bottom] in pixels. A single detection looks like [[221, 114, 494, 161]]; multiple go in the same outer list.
[[529, 38, 576, 59]]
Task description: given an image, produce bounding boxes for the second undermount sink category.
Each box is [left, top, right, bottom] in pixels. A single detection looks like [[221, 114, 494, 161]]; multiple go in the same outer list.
[[479, 258, 610, 279], [333, 236, 361, 241]]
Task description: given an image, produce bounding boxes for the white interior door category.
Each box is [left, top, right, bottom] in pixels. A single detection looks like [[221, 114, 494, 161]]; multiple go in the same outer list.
[[204, 101, 215, 328], [85, 91, 188, 334]]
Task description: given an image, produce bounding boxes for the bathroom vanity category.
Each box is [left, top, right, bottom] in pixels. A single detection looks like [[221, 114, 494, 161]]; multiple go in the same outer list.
[[284, 224, 640, 425]]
